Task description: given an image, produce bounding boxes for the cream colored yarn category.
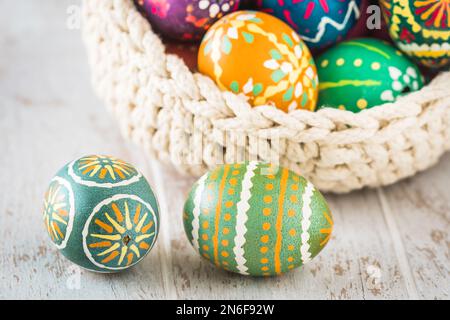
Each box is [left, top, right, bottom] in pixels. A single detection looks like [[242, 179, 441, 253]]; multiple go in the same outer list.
[[82, 0, 450, 193]]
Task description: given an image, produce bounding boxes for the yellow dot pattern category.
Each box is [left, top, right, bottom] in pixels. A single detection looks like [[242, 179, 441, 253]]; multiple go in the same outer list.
[[279, 170, 308, 275], [252, 164, 279, 275], [195, 164, 245, 272], [184, 162, 331, 276], [353, 59, 362, 67], [357, 98, 368, 109], [242, 164, 308, 275]]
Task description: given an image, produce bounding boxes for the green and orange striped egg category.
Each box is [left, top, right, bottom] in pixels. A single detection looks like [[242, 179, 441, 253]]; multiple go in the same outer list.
[[43, 155, 159, 273], [183, 162, 333, 276]]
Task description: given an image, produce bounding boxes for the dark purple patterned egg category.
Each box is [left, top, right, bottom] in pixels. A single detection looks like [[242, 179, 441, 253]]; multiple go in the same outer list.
[[135, 0, 241, 41]]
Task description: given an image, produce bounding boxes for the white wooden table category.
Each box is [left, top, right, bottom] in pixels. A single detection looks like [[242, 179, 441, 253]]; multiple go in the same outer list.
[[0, 0, 448, 300]]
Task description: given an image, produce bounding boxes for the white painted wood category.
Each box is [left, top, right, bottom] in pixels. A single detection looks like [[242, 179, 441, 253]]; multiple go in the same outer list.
[[377, 189, 420, 300], [0, 0, 448, 300], [0, 0, 167, 300]]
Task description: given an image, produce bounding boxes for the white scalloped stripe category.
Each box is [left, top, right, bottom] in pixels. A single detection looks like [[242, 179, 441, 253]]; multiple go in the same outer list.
[[397, 41, 450, 56], [302, 0, 360, 44], [191, 173, 208, 252], [300, 182, 315, 264], [233, 162, 258, 275]]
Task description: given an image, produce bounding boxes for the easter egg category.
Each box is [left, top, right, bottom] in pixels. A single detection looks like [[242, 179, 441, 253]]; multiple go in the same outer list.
[[183, 162, 333, 276], [370, 14, 393, 43], [379, 0, 450, 69], [317, 38, 424, 113], [43, 155, 159, 272], [254, 0, 364, 51], [135, 0, 241, 41], [198, 11, 319, 112], [239, 0, 255, 10]]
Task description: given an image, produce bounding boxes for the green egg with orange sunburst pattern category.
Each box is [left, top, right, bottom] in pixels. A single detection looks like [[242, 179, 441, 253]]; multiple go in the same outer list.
[[317, 38, 424, 113], [43, 155, 159, 272], [183, 162, 333, 276]]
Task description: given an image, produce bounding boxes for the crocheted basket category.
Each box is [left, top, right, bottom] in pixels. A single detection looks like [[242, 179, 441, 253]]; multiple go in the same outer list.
[[82, 0, 450, 193]]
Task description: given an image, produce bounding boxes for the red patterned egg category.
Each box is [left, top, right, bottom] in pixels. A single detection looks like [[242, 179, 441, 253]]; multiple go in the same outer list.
[[135, 0, 241, 41]]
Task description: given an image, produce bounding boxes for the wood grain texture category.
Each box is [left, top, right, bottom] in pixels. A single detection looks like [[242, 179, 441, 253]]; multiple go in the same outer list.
[[0, 0, 448, 300]]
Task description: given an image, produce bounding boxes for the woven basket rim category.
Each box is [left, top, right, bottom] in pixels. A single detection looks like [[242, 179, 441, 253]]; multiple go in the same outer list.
[[86, 0, 449, 121], [82, 0, 450, 193]]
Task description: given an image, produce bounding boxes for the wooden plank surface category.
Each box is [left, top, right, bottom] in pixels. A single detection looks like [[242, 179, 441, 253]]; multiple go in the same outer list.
[[0, 0, 448, 300]]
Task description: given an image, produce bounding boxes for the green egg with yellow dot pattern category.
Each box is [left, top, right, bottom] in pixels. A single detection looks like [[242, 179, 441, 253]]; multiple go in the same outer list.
[[183, 162, 333, 276], [43, 155, 159, 273], [317, 38, 424, 113]]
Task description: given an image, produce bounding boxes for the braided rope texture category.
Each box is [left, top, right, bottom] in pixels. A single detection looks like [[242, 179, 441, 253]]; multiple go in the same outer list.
[[82, 0, 450, 193]]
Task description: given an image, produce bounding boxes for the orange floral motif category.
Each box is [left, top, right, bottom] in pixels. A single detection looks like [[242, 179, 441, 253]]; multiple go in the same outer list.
[[145, 0, 170, 18]]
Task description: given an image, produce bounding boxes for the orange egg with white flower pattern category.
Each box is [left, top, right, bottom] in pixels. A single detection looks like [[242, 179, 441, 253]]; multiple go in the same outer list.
[[198, 11, 319, 112]]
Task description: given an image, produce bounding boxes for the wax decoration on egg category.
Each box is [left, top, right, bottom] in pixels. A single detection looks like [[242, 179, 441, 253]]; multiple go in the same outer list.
[[317, 38, 424, 113], [198, 11, 319, 112], [379, 0, 450, 69], [183, 162, 333, 276], [43, 155, 159, 272], [254, 0, 363, 51], [239, 0, 255, 9], [135, 0, 241, 41]]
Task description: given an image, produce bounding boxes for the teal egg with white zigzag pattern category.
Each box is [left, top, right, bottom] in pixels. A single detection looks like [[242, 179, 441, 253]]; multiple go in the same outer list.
[[183, 162, 333, 276]]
